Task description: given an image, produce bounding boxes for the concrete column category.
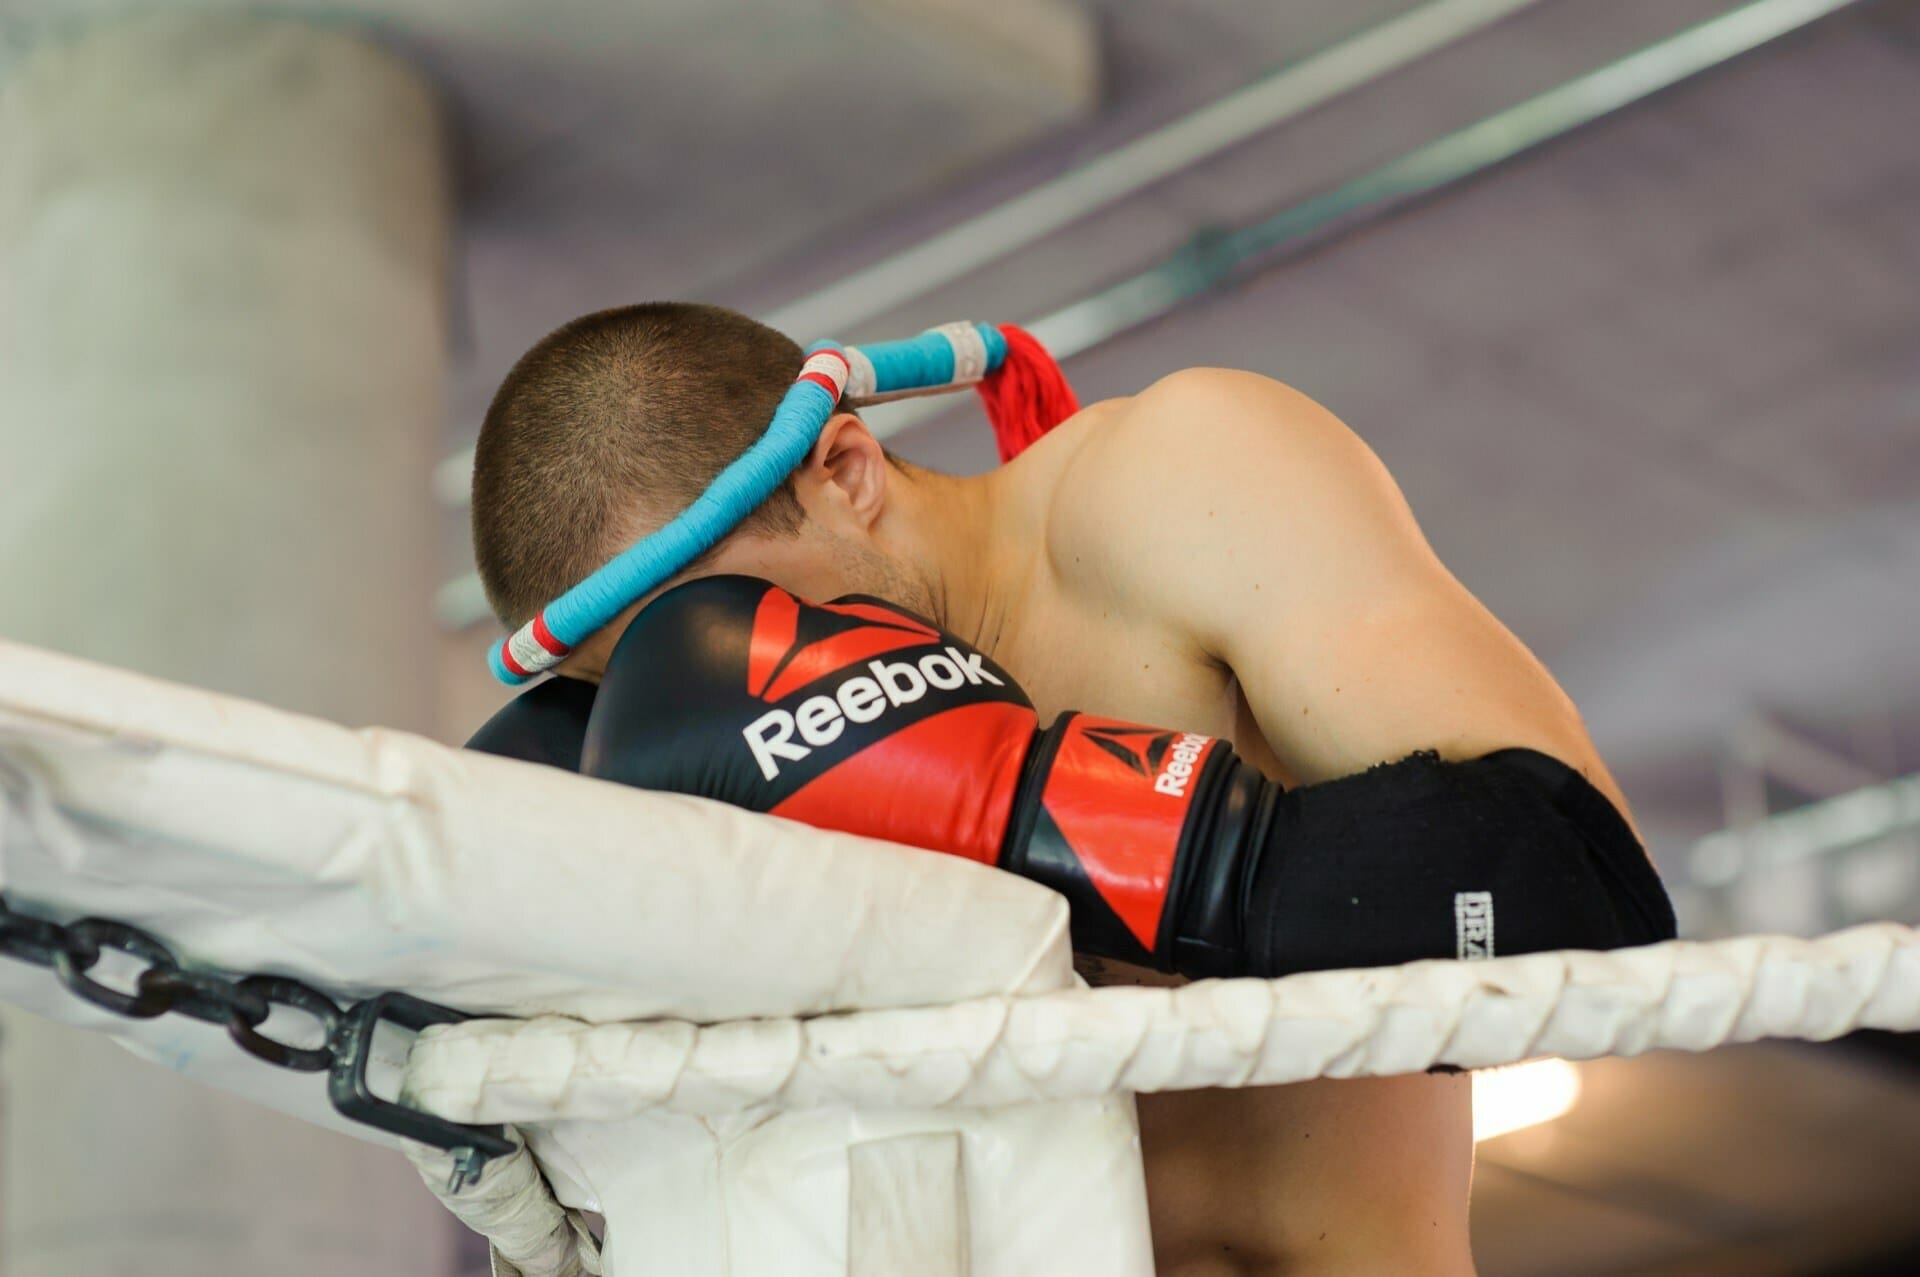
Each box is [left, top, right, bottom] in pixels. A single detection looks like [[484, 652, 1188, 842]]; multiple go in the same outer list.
[[0, 16, 455, 1276]]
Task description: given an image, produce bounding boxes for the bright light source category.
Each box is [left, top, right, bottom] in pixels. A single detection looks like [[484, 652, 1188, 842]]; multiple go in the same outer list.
[[1473, 1057, 1583, 1142]]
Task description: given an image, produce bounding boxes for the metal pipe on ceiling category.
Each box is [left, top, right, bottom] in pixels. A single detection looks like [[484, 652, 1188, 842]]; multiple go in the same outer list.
[[1688, 771, 1920, 887], [868, 0, 1864, 441], [759, 0, 1548, 340], [434, 0, 1862, 632]]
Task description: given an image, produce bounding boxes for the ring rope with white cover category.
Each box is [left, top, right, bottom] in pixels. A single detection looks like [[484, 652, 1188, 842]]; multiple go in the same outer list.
[[402, 922, 1920, 1125], [398, 923, 1920, 1277]]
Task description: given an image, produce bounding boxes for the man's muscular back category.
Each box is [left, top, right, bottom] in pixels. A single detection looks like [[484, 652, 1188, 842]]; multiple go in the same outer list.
[[1009, 369, 1628, 809], [973, 368, 1631, 1276]]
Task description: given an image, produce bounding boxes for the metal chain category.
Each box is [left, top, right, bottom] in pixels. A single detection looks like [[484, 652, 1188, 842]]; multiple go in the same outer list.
[[0, 893, 512, 1191]]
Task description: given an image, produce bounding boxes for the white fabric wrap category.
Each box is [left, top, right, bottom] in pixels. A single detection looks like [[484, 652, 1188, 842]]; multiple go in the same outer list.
[[0, 639, 1147, 1277], [405, 1131, 605, 1277], [839, 344, 878, 403]]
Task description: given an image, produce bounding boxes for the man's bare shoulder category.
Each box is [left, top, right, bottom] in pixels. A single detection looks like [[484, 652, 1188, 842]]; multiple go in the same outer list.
[[990, 390, 1128, 568], [1033, 368, 1382, 612]]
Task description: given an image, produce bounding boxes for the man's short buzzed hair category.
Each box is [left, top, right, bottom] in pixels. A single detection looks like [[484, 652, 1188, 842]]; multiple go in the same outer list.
[[470, 302, 807, 629]]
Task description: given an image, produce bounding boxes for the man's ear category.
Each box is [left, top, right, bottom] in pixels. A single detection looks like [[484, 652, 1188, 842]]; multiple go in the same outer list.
[[799, 412, 890, 531]]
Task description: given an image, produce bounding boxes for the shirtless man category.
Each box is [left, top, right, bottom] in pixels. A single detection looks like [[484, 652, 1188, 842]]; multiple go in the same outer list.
[[466, 302, 1673, 1277]]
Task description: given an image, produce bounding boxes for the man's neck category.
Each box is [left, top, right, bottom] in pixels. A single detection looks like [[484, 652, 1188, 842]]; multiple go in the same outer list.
[[889, 464, 1027, 655]]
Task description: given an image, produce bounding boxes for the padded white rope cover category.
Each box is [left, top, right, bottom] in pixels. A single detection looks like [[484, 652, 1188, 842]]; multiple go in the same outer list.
[[404, 924, 1920, 1123], [0, 638, 1152, 1277]]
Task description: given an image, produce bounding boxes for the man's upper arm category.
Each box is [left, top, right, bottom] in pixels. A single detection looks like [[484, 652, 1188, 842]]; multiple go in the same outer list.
[[1055, 367, 1629, 813]]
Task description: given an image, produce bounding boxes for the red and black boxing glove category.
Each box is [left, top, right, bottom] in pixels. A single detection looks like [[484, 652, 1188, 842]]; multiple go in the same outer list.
[[579, 576, 1677, 976], [466, 674, 599, 771], [578, 574, 1265, 976]]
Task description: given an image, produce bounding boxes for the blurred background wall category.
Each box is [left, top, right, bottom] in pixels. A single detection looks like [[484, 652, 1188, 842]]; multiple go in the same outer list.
[[0, 1, 1916, 1274]]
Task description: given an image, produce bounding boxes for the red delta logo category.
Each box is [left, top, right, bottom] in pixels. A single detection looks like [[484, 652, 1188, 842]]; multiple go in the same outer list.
[[745, 587, 938, 702], [740, 586, 1003, 781]]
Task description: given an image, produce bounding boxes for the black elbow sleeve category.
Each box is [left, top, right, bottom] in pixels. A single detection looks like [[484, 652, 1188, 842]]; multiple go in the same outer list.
[[1243, 747, 1677, 978]]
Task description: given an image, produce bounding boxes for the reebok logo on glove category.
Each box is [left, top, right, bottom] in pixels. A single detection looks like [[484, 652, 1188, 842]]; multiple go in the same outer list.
[[1075, 724, 1212, 799], [1154, 732, 1209, 797], [742, 648, 1005, 780]]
